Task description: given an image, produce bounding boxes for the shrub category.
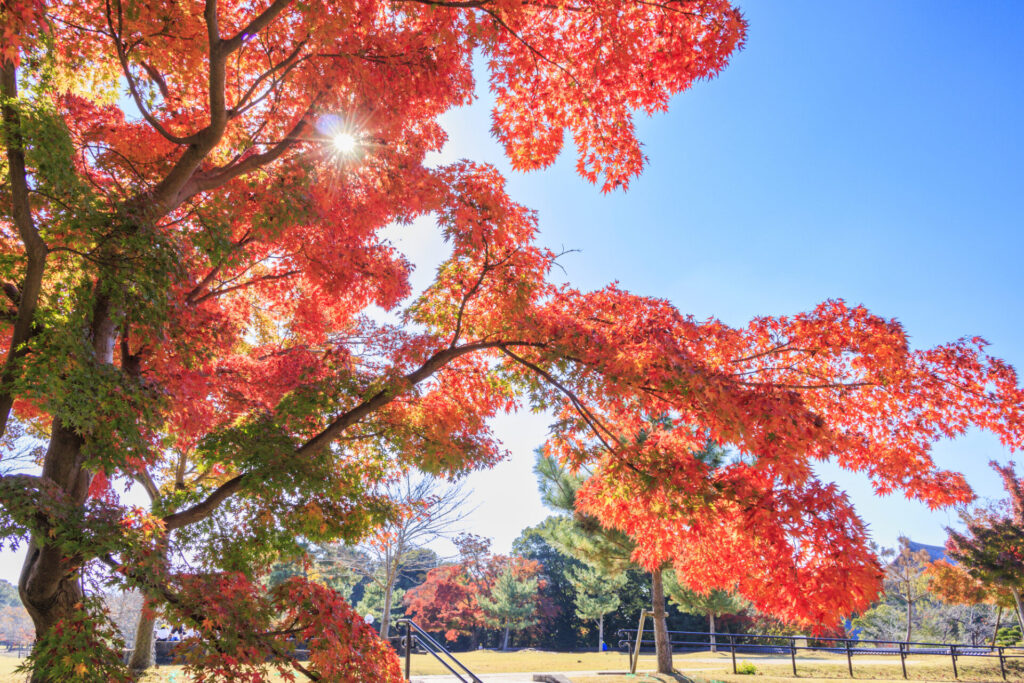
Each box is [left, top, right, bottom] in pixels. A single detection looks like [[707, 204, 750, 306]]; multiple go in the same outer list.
[[736, 661, 757, 675]]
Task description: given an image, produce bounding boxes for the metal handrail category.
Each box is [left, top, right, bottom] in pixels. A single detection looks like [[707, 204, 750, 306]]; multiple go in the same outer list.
[[617, 625, 1024, 680], [393, 618, 483, 683]]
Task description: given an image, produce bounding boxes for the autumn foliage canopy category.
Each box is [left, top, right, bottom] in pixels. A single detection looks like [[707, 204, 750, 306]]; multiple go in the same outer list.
[[0, 0, 1023, 680]]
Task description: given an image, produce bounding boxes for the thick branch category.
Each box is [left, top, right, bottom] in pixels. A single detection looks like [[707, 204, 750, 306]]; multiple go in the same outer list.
[[180, 112, 314, 203], [0, 63, 48, 439], [164, 339, 544, 529], [162, 474, 244, 530]]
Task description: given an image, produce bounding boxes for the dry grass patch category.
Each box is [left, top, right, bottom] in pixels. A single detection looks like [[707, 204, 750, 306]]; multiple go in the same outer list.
[[572, 653, 1024, 683]]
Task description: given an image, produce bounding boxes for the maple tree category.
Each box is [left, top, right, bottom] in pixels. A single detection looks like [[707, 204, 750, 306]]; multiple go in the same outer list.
[[403, 534, 543, 646], [1, 0, 1024, 680], [945, 462, 1024, 631], [927, 559, 1013, 646], [332, 473, 472, 639]]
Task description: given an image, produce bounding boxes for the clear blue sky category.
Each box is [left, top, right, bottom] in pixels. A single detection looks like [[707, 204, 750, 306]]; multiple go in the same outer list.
[[1, 0, 1021, 582]]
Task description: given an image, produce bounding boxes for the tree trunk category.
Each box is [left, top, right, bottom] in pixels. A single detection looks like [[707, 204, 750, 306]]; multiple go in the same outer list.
[[992, 605, 1003, 647], [709, 612, 717, 653], [128, 600, 157, 673], [651, 568, 673, 674], [502, 625, 510, 651], [128, 536, 170, 674], [905, 599, 913, 644], [598, 614, 604, 653], [380, 575, 395, 640], [19, 538, 87, 683], [18, 421, 92, 683]]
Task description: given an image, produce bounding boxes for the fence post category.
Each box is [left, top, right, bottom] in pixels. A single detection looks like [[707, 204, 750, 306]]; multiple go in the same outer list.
[[730, 635, 737, 675], [998, 646, 1006, 680], [405, 621, 412, 681], [790, 636, 797, 676], [845, 638, 853, 678], [950, 644, 958, 679], [898, 642, 907, 680]]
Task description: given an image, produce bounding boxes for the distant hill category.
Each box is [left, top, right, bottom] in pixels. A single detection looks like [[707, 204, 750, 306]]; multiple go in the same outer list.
[[904, 540, 948, 563]]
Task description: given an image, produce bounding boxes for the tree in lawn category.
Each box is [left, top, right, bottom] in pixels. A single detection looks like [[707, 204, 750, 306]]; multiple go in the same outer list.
[[535, 451, 677, 672], [326, 473, 472, 638], [927, 559, 1009, 646], [537, 442, 731, 671], [478, 565, 542, 650], [3, 2, 1024, 681], [946, 462, 1024, 630], [513, 521, 588, 650], [568, 564, 627, 652], [884, 538, 933, 643], [403, 534, 501, 645], [403, 564, 480, 643], [663, 571, 744, 652]]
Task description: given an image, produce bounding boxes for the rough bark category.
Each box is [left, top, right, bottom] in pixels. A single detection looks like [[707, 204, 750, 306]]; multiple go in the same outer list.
[[502, 624, 510, 651], [598, 614, 604, 653], [651, 568, 673, 674], [19, 420, 92, 683]]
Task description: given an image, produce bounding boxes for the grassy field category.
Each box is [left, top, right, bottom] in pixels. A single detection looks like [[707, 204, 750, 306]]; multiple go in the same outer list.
[[2, 649, 1022, 681], [0, 650, 646, 681], [572, 651, 1024, 683]]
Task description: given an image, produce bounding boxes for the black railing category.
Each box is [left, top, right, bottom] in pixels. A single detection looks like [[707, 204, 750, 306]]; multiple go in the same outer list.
[[392, 618, 483, 683], [617, 627, 1024, 680]]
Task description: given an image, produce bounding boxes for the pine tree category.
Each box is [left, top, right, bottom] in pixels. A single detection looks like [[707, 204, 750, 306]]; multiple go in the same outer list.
[[478, 567, 540, 650], [569, 565, 627, 652], [536, 441, 729, 672], [535, 450, 675, 671], [663, 571, 744, 652]]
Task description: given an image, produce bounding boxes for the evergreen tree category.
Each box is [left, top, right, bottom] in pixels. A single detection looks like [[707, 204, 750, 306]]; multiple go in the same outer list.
[[478, 567, 541, 650], [513, 521, 587, 649], [569, 565, 627, 652], [536, 441, 728, 672], [663, 571, 744, 652]]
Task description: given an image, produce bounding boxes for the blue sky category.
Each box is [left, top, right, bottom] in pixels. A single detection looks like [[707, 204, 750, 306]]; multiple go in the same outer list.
[[417, 0, 1024, 558], [1, 0, 1022, 583]]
